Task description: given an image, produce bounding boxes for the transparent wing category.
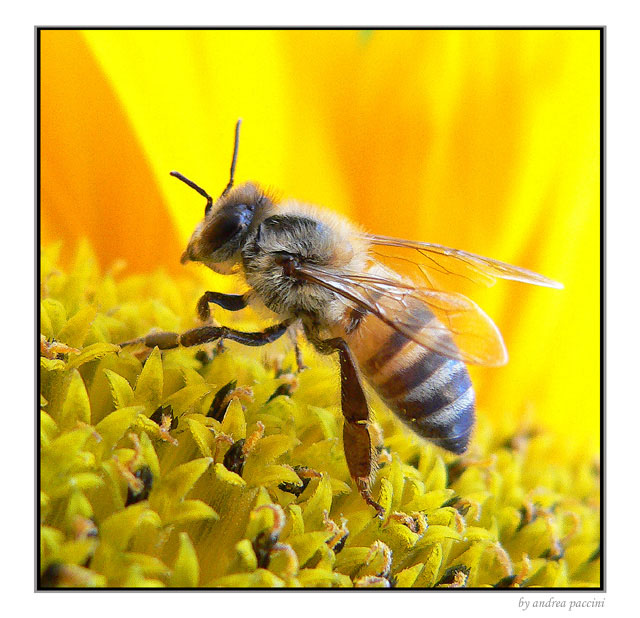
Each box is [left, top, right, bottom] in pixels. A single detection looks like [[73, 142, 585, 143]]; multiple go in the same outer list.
[[367, 234, 564, 289], [294, 261, 508, 367]]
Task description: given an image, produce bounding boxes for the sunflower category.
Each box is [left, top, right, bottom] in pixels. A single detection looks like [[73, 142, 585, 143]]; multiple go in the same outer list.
[[39, 29, 600, 588]]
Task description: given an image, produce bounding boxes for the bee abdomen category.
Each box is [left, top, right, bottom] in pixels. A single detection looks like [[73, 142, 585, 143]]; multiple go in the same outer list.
[[372, 350, 475, 454]]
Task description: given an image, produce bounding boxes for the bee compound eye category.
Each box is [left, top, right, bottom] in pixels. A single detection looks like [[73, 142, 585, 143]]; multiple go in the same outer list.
[[204, 213, 243, 252], [204, 204, 254, 252]]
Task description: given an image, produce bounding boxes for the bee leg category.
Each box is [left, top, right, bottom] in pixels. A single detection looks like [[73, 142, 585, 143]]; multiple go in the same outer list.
[[119, 320, 293, 350], [294, 339, 307, 372], [315, 336, 384, 519], [196, 292, 248, 322], [287, 327, 308, 373]]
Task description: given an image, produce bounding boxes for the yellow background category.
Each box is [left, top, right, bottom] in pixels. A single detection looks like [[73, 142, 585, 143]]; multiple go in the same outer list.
[[40, 29, 601, 453]]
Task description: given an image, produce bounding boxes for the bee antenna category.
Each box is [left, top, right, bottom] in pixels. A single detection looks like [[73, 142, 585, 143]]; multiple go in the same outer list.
[[170, 171, 214, 213], [221, 119, 242, 198], [170, 120, 241, 214]]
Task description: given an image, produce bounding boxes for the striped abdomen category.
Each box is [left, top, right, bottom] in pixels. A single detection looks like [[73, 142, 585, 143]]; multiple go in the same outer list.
[[340, 308, 475, 454]]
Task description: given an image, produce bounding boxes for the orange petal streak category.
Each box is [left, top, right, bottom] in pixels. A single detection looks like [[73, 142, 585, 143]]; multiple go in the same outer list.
[[40, 30, 183, 274]]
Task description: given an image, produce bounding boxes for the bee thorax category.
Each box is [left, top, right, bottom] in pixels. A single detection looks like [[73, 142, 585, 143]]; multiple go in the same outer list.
[[241, 211, 360, 323]]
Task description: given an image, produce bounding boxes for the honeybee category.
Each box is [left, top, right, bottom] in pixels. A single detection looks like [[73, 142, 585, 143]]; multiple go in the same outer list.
[[122, 121, 562, 517]]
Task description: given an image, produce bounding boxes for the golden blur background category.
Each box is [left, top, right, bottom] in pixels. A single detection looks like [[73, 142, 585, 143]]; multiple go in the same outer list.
[[40, 29, 601, 454]]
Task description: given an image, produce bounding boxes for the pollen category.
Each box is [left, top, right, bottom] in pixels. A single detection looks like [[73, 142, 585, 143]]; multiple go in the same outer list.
[[39, 242, 600, 588]]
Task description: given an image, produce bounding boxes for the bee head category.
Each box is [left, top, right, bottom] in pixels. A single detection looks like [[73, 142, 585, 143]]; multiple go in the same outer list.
[[172, 120, 271, 274], [179, 181, 271, 273]]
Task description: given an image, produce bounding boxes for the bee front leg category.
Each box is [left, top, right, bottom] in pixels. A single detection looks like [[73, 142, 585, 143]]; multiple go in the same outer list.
[[196, 292, 248, 322], [119, 320, 293, 350], [315, 336, 384, 519]]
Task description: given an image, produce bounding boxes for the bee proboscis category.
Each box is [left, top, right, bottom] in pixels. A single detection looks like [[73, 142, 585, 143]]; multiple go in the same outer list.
[[121, 120, 562, 517]]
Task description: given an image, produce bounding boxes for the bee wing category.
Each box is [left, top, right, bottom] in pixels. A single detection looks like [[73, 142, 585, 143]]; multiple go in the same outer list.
[[294, 262, 508, 367], [366, 234, 564, 289]]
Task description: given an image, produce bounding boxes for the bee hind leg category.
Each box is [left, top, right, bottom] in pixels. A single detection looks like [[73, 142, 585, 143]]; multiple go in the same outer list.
[[315, 336, 384, 519]]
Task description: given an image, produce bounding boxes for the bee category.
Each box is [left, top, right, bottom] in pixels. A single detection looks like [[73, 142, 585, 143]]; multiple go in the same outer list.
[[121, 120, 562, 517]]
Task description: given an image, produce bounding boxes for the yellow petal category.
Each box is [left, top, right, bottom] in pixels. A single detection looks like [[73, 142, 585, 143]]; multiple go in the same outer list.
[[170, 533, 200, 587]]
